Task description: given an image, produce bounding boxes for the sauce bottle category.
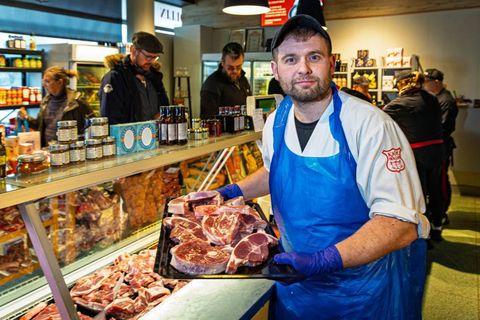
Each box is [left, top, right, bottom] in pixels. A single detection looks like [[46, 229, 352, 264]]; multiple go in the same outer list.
[[176, 106, 187, 145], [0, 133, 6, 179], [166, 106, 177, 145], [159, 106, 167, 145]]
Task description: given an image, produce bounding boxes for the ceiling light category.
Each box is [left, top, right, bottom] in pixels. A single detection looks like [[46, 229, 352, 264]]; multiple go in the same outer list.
[[223, 0, 271, 15]]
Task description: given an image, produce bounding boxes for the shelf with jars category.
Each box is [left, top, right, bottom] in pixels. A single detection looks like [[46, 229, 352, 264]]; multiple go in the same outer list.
[[0, 130, 266, 320]]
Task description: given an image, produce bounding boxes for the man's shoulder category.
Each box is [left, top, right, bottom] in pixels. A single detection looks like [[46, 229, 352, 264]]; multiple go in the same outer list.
[[202, 70, 226, 89]]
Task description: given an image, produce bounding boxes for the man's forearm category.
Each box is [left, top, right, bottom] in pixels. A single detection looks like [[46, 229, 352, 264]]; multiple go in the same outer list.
[[237, 166, 270, 201], [336, 215, 418, 268]]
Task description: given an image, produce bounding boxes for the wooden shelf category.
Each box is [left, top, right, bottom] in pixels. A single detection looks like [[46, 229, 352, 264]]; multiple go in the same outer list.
[[0, 48, 44, 56], [0, 67, 43, 73], [0, 104, 40, 109]]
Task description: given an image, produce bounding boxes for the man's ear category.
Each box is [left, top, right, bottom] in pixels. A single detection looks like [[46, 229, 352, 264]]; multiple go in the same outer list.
[[271, 61, 279, 81], [329, 55, 336, 77]]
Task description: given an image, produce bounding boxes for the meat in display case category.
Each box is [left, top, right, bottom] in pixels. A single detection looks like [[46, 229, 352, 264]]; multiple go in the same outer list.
[[0, 131, 271, 320]]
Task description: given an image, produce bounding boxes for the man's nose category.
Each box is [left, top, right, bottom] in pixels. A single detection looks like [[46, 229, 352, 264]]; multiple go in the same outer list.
[[298, 58, 312, 74]]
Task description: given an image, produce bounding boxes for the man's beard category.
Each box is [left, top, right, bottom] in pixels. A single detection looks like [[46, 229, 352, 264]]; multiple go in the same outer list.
[[279, 75, 331, 102]]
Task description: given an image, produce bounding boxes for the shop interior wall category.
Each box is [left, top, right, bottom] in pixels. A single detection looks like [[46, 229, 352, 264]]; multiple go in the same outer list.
[[156, 32, 174, 102], [194, 8, 480, 190]]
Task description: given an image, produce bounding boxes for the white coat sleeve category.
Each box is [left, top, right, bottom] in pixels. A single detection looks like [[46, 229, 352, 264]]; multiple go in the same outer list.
[[354, 115, 427, 230]]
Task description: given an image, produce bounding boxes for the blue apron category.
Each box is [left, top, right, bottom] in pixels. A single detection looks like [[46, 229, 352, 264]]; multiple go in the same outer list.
[[269, 85, 426, 319]]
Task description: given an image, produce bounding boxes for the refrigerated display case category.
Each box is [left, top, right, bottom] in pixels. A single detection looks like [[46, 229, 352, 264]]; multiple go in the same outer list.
[[38, 44, 119, 115], [0, 131, 271, 320], [202, 52, 272, 95]]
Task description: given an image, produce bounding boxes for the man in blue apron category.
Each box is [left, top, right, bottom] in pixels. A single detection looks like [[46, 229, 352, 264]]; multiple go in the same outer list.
[[219, 15, 429, 319]]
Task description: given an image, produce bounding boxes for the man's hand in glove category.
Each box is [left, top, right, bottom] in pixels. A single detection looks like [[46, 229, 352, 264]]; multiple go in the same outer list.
[[273, 245, 343, 277], [217, 183, 243, 201]]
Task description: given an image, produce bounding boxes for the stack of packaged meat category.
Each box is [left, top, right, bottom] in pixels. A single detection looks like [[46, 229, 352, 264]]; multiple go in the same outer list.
[[164, 191, 278, 275], [162, 167, 182, 199], [115, 169, 167, 230], [20, 250, 189, 320]]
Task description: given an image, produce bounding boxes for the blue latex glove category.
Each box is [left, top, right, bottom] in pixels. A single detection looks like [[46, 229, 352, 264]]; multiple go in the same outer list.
[[274, 245, 343, 277], [217, 183, 243, 201]]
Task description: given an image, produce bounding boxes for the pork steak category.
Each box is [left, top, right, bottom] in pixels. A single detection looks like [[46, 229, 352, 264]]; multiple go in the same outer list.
[[226, 232, 278, 274], [170, 240, 230, 274]]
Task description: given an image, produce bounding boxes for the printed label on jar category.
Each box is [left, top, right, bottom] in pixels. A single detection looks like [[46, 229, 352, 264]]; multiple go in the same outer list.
[[62, 150, 70, 165], [57, 128, 71, 142], [90, 125, 104, 138], [70, 128, 78, 141], [103, 144, 115, 157], [70, 149, 81, 162], [102, 124, 109, 137], [86, 146, 103, 159], [51, 153, 63, 166]]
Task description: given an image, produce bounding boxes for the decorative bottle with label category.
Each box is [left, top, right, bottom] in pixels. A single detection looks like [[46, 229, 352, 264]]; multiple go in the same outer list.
[[176, 106, 187, 145], [166, 106, 177, 145], [159, 106, 167, 145]]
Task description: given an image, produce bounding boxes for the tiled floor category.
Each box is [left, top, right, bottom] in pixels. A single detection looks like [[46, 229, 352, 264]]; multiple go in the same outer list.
[[423, 191, 480, 319]]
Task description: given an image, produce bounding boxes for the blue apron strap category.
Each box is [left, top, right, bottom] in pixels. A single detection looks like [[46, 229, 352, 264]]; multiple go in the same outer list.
[[329, 83, 358, 174], [272, 95, 293, 154]]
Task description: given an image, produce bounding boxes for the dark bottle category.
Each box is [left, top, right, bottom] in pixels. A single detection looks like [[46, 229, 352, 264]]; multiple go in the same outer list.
[[159, 106, 168, 145], [216, 106, 226, 133], [176, 106, 188, 145], [166, 106, 177, 145], [224, 106, 236, 133], [0, 133, 6, 179]]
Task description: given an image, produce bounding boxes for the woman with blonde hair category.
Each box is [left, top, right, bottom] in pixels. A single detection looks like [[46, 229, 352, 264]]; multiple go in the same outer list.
[[18, 66, 94, 146]]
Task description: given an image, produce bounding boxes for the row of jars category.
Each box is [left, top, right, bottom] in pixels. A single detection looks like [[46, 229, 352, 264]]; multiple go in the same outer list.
[[48, 137, 116, 167], [0, 87, 42, 106], [0, 56, 43, 69]]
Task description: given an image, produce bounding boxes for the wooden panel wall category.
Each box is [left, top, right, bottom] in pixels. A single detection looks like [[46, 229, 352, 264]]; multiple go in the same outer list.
[[182, 0, 480, 29]]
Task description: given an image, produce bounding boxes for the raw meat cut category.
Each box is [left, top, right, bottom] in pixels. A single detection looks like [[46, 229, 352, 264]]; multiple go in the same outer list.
[[19, 302, 48, 320], [184, 190, 222, 209], [193, 205, 220, 220], [167, 196, 187, 215], [201, 212, 241, 246], [163, 216, 207, 243], [70, 267, 114, 297], [225, 196, 245, 206], [170, 240, 230, 274], [218, 205, 267, 234], [104, 297, 136, 320], [226, 232, 278, 274]]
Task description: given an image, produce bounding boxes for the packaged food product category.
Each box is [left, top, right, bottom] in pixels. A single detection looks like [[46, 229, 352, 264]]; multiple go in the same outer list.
[[16, 153, 49, 175]]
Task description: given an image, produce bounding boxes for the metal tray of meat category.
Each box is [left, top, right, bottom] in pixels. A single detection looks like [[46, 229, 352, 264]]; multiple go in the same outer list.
[[154, 202, 302, 280]]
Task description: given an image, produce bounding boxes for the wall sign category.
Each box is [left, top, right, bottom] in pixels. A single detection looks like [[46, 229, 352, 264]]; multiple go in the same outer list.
[[155, 2, 182, 30], [261, 0, 295, 27]]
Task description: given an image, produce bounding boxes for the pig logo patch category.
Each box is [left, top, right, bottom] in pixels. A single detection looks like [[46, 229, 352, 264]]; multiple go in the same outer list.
[[382, 148, 405, 173]]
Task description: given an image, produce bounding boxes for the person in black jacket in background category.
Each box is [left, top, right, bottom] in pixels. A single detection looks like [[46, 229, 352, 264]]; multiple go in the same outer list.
[[423, 68, 458, 223], [100, 31, 169, 124], [200, 42, 251, 119], [384, 70, 445, 242]]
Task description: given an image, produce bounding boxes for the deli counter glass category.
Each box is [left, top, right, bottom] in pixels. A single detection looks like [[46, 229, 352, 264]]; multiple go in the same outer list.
[[0, 132, 268, 320]]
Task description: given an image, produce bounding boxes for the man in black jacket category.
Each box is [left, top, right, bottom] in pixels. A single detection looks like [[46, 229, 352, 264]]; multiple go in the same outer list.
[[424, 68, 458, 222], [200, 42, 251, 119], [100, 31, 169, 124], [384, 70, 445, 241]]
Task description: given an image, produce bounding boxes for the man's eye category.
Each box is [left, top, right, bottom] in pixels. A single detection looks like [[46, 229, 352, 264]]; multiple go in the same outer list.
[[284, 57, 296, 64], [310, 54, 322, 62]]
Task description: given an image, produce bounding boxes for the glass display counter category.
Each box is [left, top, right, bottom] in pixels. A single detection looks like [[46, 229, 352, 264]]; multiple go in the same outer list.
[[0, 131, 265, 320]]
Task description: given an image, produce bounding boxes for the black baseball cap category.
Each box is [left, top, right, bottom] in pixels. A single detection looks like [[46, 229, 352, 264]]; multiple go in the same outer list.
[[393, 70, 415, 88], [132, 31, 163, 54], [424, 68, 444, 81], [271, 14, 331, 52]]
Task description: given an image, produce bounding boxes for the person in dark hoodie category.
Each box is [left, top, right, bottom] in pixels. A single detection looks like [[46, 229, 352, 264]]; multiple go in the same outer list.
[[200, 42, 251, 119], [100, 31, 169, 124], [383, 70, 445, 242]]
